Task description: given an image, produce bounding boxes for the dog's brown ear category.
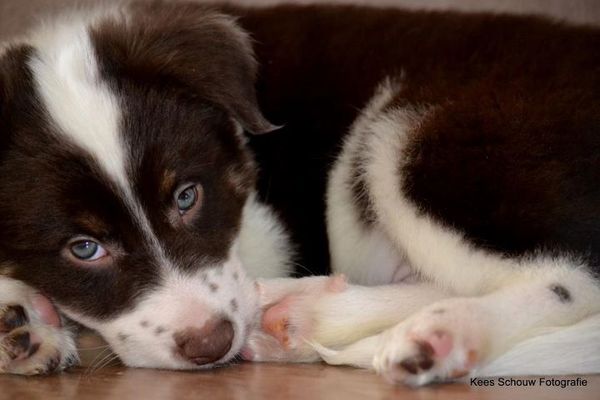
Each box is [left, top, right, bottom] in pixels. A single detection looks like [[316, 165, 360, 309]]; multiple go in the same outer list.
[[92, 2, 277, 134], [0, 45, 33, 146], [0, 48, 13, 120]]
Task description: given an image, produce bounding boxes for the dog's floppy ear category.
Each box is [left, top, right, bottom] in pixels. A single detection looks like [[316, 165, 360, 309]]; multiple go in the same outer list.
[[0, 45, 33, 148], [92, 2, 276, 134]]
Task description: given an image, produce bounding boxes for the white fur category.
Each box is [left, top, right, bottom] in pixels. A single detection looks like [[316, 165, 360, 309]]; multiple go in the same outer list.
[[239, 194, 294, 279], [476, 313, 600, 376], [29, 11, 127, 191], [310, 282, 450, 346], [327, 79, 410, 286]]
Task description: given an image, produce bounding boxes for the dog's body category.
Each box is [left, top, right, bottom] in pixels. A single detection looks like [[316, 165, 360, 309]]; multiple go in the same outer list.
[[0, 1, 599, 385]]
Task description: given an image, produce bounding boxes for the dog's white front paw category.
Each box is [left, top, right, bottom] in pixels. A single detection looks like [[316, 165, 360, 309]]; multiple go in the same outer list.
[[243, 275, 347, 362], [373, 299, 487, 386], [0, 291, 78, 375]]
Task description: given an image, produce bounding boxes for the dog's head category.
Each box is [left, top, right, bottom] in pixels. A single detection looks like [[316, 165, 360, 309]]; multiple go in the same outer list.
[[0, 2, 276, 368]]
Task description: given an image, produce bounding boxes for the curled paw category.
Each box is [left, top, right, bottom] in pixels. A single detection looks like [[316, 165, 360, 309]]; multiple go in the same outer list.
[[243, 275, 347, 362], [374, 300, 485, 386], [0, 296, 78, 375]]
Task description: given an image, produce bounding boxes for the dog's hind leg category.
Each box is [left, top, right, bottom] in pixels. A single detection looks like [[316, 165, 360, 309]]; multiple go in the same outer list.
[[370, 262, 600, 385], [324, 79, 600, 385], [0, 276, 78, 375]]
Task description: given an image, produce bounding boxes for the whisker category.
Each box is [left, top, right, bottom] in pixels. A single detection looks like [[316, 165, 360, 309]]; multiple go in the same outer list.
[[291, 261, 314, 275], [88, 350, 118, 375], [77, 344, 110, 351], [91, 353, 120, 373], [84, 347, 112, 375]]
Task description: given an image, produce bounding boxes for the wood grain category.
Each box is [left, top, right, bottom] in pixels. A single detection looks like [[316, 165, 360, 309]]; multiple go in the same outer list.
[[0, 363, 598, 400]]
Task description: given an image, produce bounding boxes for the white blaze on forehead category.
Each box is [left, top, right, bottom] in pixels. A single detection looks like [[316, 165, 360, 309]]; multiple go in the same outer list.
[[29, 20, 127, 189], [27, 16, 172, 268]]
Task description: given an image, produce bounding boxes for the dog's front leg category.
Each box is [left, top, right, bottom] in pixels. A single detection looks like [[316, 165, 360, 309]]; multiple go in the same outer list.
[[0, 276, 78, 375], [244, 276, 450, 363]]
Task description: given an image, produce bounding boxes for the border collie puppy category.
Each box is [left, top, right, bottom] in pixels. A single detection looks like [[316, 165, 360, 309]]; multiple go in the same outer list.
[[0, 1, 599, 386], [0, 2, 293, 374]]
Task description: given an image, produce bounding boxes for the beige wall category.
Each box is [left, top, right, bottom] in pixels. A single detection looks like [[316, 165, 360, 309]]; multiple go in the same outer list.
[[1, 0, 599, 42]]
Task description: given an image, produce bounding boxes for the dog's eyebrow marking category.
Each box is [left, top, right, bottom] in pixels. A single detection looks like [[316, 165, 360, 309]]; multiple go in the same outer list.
[[140, 320, 150, 328], [230, 299, 238, 312], [117, 333, 129, 342], [432, 308, 445, 314], [76, 214, 109, 236], [154, 326, 167, 336], [549, 284, 572, 303], [208, 282, 219, 292], [0, 262, 17, 277], [160, 170, 176, 197]]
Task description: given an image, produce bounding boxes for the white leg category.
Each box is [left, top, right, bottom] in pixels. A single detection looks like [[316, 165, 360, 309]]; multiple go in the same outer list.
[[0, 276, 78, 375], [244, 277, 452, 363], [372, 267, 600, 386]]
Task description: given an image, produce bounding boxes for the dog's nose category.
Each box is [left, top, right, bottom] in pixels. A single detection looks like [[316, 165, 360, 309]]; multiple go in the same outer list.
[[173, 318, 234, 365]]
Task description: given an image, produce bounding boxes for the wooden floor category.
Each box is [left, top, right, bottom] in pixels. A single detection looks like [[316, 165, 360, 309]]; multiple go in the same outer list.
[[1, 363, 598, 400], [0, 334, 595, 400]]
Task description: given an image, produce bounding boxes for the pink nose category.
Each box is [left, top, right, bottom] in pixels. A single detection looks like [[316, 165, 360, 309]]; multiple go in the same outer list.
[[173, 318, 234, 365]]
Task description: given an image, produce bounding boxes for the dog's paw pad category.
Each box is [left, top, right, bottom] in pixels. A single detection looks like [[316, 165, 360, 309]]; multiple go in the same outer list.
[[374, 302, 485, 386], [2, 330, 40, 361], [261, 298, 293, 348], [0, 298, 77, 375], [415, 330, 453, 358], [0, 305, 28, 333], [259, 294, 313, 350], [395, 340, 435, 375]]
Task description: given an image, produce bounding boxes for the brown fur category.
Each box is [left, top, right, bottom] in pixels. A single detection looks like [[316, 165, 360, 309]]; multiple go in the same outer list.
[[227, 4, 600, 273]]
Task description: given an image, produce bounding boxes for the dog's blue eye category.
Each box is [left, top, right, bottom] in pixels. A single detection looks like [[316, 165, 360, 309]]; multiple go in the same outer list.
[[175, 184, 198, 214], [70, 240, 106, 261]]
